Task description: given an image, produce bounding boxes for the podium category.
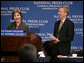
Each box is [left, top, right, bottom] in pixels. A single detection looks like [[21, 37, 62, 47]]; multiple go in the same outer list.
[[1, 33, 42, 62]]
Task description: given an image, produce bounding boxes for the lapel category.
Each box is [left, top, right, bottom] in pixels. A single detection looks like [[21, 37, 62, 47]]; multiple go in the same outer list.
[[12, 22, 16, 29], [18, 22, 23, 29], [58, 18, 68, 32], [56, 20, 61, 33]]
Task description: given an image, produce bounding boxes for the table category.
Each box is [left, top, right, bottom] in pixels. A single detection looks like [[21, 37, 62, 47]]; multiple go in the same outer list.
[[38, 51, 83, 62]]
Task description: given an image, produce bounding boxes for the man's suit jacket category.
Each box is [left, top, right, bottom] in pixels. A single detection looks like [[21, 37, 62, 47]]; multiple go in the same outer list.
[[8, 22, 28, 33], [53, 18, 74, 55]]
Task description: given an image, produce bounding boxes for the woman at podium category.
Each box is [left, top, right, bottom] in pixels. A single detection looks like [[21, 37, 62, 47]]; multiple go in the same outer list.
[[8, 9, 28, 33]]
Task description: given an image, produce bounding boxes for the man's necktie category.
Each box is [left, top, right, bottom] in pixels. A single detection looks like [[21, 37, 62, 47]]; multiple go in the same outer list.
[[57, 21, 63, 39], [59, 21, 63, 32]]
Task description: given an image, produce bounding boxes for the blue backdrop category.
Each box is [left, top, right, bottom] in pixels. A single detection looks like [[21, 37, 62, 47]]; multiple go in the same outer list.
[[1, 1, 83, 50]]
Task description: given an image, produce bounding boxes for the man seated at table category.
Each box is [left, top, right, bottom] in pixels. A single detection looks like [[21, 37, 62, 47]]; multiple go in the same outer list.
[[42, 40, 74, 62], [42, 40, 59, 62]]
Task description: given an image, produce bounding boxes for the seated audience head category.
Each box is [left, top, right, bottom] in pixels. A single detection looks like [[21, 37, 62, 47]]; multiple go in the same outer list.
[[18, 44, 38, 62]]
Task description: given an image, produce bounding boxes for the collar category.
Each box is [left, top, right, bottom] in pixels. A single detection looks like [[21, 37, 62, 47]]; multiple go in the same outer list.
[[61, 18, 66, 23]]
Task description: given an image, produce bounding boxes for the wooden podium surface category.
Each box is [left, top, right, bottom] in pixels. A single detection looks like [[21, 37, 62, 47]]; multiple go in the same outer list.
[[1, 33, 42, 52], [1, 33, 42, 62]]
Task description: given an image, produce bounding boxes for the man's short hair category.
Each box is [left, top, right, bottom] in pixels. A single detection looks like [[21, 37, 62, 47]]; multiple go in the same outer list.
[[60, 6, 69, 16], [18, 44, 38, 62]]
